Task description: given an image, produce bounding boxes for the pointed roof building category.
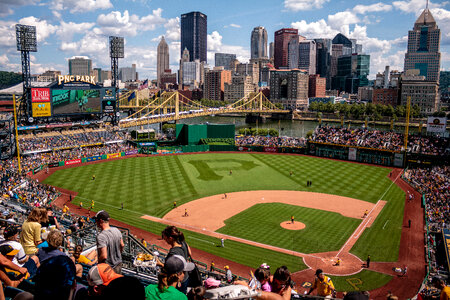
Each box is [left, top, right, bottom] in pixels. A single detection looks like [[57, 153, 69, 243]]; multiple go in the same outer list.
[[157, 36, 169, 86]]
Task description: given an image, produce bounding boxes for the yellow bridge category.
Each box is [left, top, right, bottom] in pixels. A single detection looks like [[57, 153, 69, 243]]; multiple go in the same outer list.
[[118, 90, 289, 128]]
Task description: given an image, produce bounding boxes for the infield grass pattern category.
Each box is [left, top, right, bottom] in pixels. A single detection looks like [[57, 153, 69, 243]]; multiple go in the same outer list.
[[44, 153, 404, 275]]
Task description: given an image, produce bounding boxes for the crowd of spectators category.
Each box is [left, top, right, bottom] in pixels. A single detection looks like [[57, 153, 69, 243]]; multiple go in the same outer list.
[[235, 136, 307, 148], [404, 166, 450, 297], [19, 129, 128, 153], [312, 126, 449, 155], [404, 166, 449, 232]]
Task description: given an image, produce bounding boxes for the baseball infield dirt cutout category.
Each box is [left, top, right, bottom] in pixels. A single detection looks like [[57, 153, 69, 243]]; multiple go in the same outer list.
[[281, 221, 306, 230], [141, 190, 386, 275]]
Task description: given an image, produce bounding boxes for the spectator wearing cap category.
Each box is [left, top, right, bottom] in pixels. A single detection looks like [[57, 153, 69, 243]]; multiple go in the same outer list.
[[0, 225, 39, 278], [95, 210, 124, 274], [20, 208, 48, 255], [307, 269, 335, 298], [0, 244, 28, 287], [145, 255, 194, 300], [224, 265, 232, 283], [73, 263, 123, 299]]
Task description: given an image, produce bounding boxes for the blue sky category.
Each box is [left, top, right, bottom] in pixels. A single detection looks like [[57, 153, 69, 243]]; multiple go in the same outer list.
[[0, 0, 449, 80]]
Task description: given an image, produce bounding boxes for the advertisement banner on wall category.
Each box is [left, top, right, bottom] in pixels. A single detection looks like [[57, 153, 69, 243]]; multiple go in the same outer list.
[[31, 88, 51, 102], [32, 102, 52, 117], [107, 153, 121, 159], [264, 147, 278, 153], [427, 117, 447, 133], [394, 153, 404, 167], [237, 147, 250, 152], [126, 150, 139, 156], [85, 155, 103, 162], [65, 159, 81, 166], [348, 148, 357, 161], [48, 162, 59, 168]]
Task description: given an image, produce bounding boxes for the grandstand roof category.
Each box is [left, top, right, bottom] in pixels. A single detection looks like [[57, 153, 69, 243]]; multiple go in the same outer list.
[[0, 82, 51, 95]]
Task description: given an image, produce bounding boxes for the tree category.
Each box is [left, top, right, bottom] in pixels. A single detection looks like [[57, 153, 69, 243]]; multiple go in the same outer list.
[[0, 71, 22, 89], [308, 102, 319, 112]]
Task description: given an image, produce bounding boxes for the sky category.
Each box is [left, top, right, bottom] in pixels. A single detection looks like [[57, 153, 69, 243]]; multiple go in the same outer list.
[[0, 0, 449, 81]]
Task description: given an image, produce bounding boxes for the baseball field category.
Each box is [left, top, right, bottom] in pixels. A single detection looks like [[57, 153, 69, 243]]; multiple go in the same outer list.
[[43, 153, 406, 291]]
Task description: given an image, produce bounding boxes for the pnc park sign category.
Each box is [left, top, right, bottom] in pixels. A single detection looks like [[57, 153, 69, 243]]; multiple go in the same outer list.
[[58, 75, 96, 85]]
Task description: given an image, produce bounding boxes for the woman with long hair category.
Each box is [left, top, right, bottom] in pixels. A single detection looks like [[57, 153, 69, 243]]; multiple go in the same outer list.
[[20, 208, 48, 255], [157, 226, 192, 293], [146, 255, 194, 300]]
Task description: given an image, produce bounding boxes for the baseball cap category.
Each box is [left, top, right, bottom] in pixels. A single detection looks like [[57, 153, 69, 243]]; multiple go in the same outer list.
[[315, 269, 323, 276], [0, 244, 19, 256], [204, 277, 221, 288], [94, 210, 110, 221], [87, 263, 123, 287], [3, 225, 18, 239], [164, 255, 195, 274]]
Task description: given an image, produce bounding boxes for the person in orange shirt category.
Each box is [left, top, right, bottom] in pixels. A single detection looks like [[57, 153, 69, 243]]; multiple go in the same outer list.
[[432, 277, 450, 300]]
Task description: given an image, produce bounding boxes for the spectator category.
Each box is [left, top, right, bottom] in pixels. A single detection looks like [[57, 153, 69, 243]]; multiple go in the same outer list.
[[94, 210, 124, 274], [269, 266, 292, 300], [19, 208, 47, 255], [36, 229, 66, 263], [431, 277, 450, 300], [224, 266, 232, 284], [187, 286, 206, 300], [73, 263, 123, 299], [40, 207, 60, 230], [101, 276, 145, 300], [145, 255, 194, 300], [307, 269, 335, 298], [72, 245, 97, 266], [158, 226, 192, 293]]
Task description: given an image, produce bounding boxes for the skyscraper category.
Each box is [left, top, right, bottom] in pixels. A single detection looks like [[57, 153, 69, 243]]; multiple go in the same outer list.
[[157, 36, 169, 86], [181, 11, 207, 63], [330, 33, 352, 78], [251, 26, 268, 59], [178, 48, 190, 85], [314, 38, 332, 89], [274, 28, 299, 69], [404, 7, 441, 82], [298, 40, 316, 74], [68, 57, 92, 76], [215, 53, 236, 70]]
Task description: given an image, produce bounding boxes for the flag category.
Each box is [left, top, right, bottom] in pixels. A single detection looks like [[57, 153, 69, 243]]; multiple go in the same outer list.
[[128, 91, 136, 102], [139, 79, 148, 91]]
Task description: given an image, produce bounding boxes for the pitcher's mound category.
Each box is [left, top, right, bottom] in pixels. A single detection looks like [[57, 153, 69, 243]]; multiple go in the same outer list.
[[281, 221, 306, 230]]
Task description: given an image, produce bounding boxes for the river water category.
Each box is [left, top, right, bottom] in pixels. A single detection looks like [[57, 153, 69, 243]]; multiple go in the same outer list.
[[135, 115, 417, 138]]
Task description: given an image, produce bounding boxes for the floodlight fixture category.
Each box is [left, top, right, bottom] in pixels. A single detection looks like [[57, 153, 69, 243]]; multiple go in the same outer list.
[[16, 24, 37, 52], [109, 36, 124, 58]]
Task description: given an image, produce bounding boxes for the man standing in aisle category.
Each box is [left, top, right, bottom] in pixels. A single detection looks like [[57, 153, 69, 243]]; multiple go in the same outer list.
[[95, 210, 124, 274]]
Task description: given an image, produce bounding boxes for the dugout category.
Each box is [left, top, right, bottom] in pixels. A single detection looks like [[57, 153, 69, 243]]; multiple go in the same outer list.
[[175, 124, 235, 145]]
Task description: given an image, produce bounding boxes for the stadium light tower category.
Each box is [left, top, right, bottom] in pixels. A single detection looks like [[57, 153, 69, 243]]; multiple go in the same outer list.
[[16, 24, 37, 121], [109, 36, 124, 89]]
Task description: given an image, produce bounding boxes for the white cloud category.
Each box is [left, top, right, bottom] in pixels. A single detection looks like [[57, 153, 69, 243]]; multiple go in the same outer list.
[[224, 23, 241, 28], [52, 0, 112, 13], [291, 19, 338, 39], [0, 21, 16, 48], [96, 9, 165, 36], [327, 11, 360, 31], [353, 3, 392, 14], [164, 17, 180, 41], [284, 0, 329, 11], [57, 21, 95, 42], [0, 0, 41, 17], [0, 54, 19, 71], [18, 16, 58, 43], [392, 0, 444, 14], [430, 8, 450, 44], [207, 31, 249, 64]]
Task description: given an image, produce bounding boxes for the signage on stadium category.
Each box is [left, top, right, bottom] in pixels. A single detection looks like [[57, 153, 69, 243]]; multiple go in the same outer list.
[[126, 150, 139, 156], [58, 75, 96, 85], [427, 117, 447, 133], [107, 153, 121, 159], [32, 102, 51, 117], [48, 162, 59, 168], [263, 147, 278, 152], [31, 88, 50, 102], [65, 159, 81, 166]]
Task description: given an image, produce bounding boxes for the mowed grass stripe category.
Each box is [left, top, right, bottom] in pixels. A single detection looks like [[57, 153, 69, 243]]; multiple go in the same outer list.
[[44, 153, 404, 265], [217, 203, 361, 254]]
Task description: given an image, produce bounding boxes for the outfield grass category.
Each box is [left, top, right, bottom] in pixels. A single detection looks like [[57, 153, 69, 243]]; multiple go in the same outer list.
[[44, 153, 404, 275], [330, 270, 392, 292], [217, 203, 361, 254]]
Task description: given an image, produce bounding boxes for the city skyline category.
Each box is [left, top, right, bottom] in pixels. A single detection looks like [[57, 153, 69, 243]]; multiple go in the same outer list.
[[0, 0, 449, 80]]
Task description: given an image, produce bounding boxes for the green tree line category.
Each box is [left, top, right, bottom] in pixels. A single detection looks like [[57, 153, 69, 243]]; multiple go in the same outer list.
[[0, 71, 22, 89]]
